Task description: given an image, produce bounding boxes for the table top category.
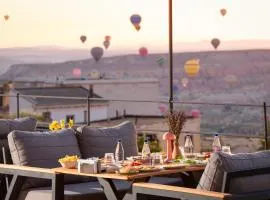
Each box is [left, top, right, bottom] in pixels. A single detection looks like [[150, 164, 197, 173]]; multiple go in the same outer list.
[[52, 165, 205, 181]]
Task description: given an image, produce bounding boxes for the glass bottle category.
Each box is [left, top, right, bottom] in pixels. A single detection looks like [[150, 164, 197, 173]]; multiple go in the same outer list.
[[212, 134, 222, 152], [115, 139, 124, 164]]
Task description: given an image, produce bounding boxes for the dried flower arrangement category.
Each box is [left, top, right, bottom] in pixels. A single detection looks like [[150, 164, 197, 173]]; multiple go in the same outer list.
[[166, 110, 187, 140]]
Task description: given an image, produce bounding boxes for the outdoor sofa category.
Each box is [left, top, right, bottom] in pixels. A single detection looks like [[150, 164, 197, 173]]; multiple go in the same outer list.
[[0, 117, 184, 200], [133, 151, 270, 200]]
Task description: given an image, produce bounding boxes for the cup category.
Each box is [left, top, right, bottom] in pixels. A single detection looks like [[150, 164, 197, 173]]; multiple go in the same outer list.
[[222, 146, 231, 154], [104, 153, 115, 165]]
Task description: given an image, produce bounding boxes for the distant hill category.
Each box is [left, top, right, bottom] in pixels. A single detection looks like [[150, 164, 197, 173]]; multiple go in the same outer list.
[[1, 47, 269, 136], [1, 48, 270, 104], [2, 39, 270, 66]]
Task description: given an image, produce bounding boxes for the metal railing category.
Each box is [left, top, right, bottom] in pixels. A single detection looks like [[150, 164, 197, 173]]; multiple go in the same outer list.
[[0, 93, 269, 149]]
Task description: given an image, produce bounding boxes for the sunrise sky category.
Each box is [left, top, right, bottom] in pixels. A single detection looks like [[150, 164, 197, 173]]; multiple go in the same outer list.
[[0, 0, 270, 51]]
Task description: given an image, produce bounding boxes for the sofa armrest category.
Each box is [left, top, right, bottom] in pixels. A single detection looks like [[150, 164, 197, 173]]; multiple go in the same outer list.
[[133, 183, 233, 200], [0, 164, 64, 200]]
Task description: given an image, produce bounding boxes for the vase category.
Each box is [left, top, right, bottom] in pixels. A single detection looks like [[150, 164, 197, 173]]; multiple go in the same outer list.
[[172, 139, 182, 159]]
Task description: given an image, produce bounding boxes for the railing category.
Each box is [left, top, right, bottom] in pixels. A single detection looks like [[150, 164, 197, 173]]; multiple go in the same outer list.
[[0, 93, 269, 150]]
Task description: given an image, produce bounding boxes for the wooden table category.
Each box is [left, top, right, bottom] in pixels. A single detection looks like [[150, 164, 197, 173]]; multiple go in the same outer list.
[[52, 165, 205, 200]]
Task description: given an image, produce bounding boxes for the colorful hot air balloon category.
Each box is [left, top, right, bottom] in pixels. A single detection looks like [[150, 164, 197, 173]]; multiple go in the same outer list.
[[184, 59, 200, 77], [211, 38, 220, 50], [4, 15, 9, 21], [90, 69, 101, 79], [158, 104, 168, 114], [90, 47, 104, 62], [105, 35, 111, 41], [181, 78, 188, 87], [220, 8, 227, 16], [103, 40, 110, 49], [130, 14, 142, 31], [139, 47, 148, 57], [156, 56, 165, 67], [80, 35, 87, 43], [173, 84, 180, 95], [191, 109, 201, 118], [72, 68, 81, 77], [134, 24, 141, 31]]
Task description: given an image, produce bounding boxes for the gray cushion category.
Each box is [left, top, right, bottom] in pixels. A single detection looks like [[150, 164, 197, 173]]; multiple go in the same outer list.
[[0, 117, 37, 164], [0, 117, 37, 140], [197, 151, 270, 193], [149, 177, 183, 186], [76, 121, 138, 159], [0, 117, 37, 194], [8, 129, 87, 189], [19, 180, 130, 200]]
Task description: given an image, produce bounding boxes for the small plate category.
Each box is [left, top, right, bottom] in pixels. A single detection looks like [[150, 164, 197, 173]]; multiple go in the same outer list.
[[139, 167, 161, 173], [117, 171, 139, 175], [162, 164, 186, 170]]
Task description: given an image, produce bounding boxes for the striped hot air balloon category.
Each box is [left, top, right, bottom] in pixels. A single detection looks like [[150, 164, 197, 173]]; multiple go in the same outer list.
[[156, 56, 165, 67], [184, 59, 200, 77]]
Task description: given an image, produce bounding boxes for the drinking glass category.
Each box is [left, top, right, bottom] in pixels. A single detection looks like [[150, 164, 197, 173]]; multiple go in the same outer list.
[[104, 153, 115, 165], [222, 146, 231, 154]]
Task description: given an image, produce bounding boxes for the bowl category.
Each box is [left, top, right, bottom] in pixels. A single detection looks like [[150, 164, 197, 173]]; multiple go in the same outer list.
[[60, 161, 77, 169]]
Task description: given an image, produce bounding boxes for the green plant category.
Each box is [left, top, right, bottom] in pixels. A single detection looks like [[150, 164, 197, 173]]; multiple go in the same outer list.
[[137, 135, 162, 153], [3, 112, 46, 121]]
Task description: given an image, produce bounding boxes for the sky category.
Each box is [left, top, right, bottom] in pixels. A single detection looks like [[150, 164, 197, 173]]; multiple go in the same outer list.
[[0, 0, 270, 51]]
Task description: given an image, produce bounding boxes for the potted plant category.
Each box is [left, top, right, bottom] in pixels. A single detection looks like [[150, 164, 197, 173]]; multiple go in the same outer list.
[[166, 110, 187, 159]]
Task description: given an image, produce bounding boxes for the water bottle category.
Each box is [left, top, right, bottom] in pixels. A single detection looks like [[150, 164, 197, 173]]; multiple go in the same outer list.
[[212, 134, 221, 152], [115, 139, 124, 164], [184, 135, 194, 154], [141, 139, 151, 158]]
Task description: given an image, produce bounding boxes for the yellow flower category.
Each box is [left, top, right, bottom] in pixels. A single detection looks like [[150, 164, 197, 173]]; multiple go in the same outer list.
[[60, 120, 65, 129], [49, 120, 61, 131], [49, 119, 73, 131], [49, 123, 54, 131], [68, 119, 74, 128]]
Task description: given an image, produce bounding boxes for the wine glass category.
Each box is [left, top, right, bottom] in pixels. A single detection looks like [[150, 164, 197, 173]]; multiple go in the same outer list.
[[104, 153, 115, 165], [222, 146, 231, 154]]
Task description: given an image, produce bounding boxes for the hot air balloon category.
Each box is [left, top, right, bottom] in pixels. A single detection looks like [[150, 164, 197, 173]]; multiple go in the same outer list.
[[103, 40, 110, 49], [220, 8, 227, 16], [91, 47, 104, 62], [191, 109, 201, 118], [158, 104, 168, 114], [72, 68, 81, 77], [4, 15, 9, 21], [211, 38, 220, 50], [134, 24, 141, 31], [184, 59, 200, 77], [156, 56, 165, 67], [181, 78, 188, 87], [105, 35, 111, 41], [80, 35, 87, 43], [90, 69, 101, 79], [139, 47, 148, 57], [173, 84, 180, 95], [130, 14, 142, 31]]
